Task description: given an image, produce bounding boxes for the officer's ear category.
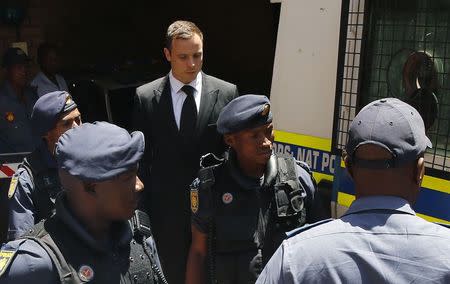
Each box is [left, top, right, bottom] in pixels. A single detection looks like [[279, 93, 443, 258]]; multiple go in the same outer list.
[[224, 133, 235, 148], [343, 152, 354, 178], [415, 156, 425, 186], [163, 48, 171, 62]]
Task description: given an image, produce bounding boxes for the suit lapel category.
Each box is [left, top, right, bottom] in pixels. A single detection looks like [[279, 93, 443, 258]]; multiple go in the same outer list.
[[154, 75, 179, 137], [196, 73, 219, 134]]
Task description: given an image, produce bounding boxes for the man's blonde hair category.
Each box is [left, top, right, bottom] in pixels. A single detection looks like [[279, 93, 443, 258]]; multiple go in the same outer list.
[[165, 20, 203, 50]]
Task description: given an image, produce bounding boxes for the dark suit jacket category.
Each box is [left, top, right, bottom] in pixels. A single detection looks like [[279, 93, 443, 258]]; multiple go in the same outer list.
[[132, 72, 238, 282]]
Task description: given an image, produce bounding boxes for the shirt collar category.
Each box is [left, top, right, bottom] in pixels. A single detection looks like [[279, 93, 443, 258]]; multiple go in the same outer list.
[[169, 71, 202, 94], [344, 195, 416, 216]]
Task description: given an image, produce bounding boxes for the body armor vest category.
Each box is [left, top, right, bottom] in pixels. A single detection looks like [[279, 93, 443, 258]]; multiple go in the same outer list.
[[20, 150, 61, 221], [196, 154, 309, 283], [22, 211, 164, 284]]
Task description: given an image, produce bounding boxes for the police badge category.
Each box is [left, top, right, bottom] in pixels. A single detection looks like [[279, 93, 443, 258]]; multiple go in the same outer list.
[[190, 178, 200, 213]]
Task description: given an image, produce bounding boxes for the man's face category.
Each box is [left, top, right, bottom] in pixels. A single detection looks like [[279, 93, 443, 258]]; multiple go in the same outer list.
[[42, 50, 60, 75], [6, 64, 28, 88], [163, 33, 203, 84], [226, 123, 274, 166], [94, 168, 144, 220], [45, 108, 82, 153]]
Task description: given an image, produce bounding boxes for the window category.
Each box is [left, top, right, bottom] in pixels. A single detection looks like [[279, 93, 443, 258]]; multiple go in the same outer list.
[[334, 0, 450, 175]]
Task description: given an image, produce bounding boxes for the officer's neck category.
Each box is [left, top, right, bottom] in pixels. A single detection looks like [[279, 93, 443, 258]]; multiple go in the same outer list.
[[43, 70, 58, 84], [236, 157, 265, 178], [84, 218, 112, 242], [68, 197, 113, 242]]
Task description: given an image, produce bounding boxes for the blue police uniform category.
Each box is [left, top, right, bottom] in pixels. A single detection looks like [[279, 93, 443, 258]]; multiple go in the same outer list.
[[0, 47, 38, 153], [0, 82, 38, 153], [1, 195, 162, 284], [7, 142, 59, 240], [7, 91, 77, 240], [257, 98, 450, 283], [31, 72, 69, 97], [190, 95, 326, 283], [257, 196, 450, 283], [0, 122, 166, 284]]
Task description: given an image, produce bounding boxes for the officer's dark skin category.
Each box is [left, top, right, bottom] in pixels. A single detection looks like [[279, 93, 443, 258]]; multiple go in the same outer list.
[[186, 122, 274, 284], [44, 108, 82, 153], [345, 144, 424, 204], [59, 168, 144, 242], [40, 48, 61, 84], [5, 63, 28, 99]]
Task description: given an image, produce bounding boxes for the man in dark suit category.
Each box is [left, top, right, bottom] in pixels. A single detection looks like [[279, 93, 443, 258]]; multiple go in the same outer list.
[[132, 20, 239, 283]]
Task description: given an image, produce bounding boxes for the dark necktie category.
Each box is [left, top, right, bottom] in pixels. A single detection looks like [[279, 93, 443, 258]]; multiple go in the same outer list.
[[180, 85, 197, 140]]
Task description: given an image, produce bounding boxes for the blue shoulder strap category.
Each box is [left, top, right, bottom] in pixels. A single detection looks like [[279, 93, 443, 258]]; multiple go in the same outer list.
[[285, 218, 334, 239]]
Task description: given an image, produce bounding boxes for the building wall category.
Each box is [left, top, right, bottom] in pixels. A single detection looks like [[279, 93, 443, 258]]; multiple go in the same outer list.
[[0, 0, 280, 95]]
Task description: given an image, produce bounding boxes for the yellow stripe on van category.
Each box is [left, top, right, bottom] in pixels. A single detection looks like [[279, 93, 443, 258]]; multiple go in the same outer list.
[[422, 175, 450, 194], [275, 130, 448, 195], [274, 130, 331, 151], [312, 172, 334, 183]]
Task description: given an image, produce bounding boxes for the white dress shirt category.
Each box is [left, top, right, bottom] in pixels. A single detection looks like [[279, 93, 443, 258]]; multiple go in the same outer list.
[[169, 71, 202, 129], [31, 71, 69, 97]]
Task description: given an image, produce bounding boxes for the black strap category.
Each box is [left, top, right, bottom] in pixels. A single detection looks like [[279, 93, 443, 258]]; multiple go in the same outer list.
[[180, 85, 197, 141], [21, 155, 55, 222], [23, 225, 78, 284]]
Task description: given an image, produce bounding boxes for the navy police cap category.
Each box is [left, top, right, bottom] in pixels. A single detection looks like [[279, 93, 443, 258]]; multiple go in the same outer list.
[[32, 91, 78, 137], [346, 98, 432, 168], [55, 121, 145, 182], [217, 94, 273, 134], [2, 47, 30, 68]]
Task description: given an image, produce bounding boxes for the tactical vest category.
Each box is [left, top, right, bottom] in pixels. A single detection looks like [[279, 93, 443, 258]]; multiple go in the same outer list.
[[22, 211, 166, 284], [197, 154, 309, 283], [20, 150, 61, 221]]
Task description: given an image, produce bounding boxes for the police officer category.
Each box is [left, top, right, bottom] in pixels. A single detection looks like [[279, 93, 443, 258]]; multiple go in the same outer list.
[[30, 43, 69, 97], [7, 91, 81, 240], [257, 98, 450, 283], [186, 95, 325, 284], [0, 47, 38, 153], [0, 122, 166, 283]]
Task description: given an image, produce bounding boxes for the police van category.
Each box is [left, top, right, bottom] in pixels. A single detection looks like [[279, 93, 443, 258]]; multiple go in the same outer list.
[[270, 0, 449, 223]]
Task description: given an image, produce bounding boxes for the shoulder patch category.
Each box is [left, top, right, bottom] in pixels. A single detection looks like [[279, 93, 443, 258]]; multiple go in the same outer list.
[[0, 246, 19, 277], [285, 218, 334, 239], [190, 178, 200, 214], [7, 175, 18, 199]]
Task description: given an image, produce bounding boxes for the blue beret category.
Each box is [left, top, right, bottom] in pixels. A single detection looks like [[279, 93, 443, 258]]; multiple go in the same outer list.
[[55, 122, 145, 182], [217, 94, 273, 134], [32, 91, 78, 137]]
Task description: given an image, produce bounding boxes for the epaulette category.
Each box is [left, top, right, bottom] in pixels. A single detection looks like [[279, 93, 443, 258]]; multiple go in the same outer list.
[[285, 218, 334, 239], [7, 174, 19, 199]]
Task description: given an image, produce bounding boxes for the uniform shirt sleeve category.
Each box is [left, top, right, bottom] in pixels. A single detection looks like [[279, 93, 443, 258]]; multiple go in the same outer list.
[[0, 239, 58, 284], [190, 178, 213, 234], [256, 241, 293, 284], [7, 168, 36, 241], [295, 164, 327, 223]]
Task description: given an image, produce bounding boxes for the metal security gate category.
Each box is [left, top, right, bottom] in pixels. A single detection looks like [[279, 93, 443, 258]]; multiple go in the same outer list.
[[334, 0, 450, 178]]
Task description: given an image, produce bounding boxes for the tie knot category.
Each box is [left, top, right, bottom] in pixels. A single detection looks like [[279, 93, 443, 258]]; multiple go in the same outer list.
[[181, 85, 195, 97]]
